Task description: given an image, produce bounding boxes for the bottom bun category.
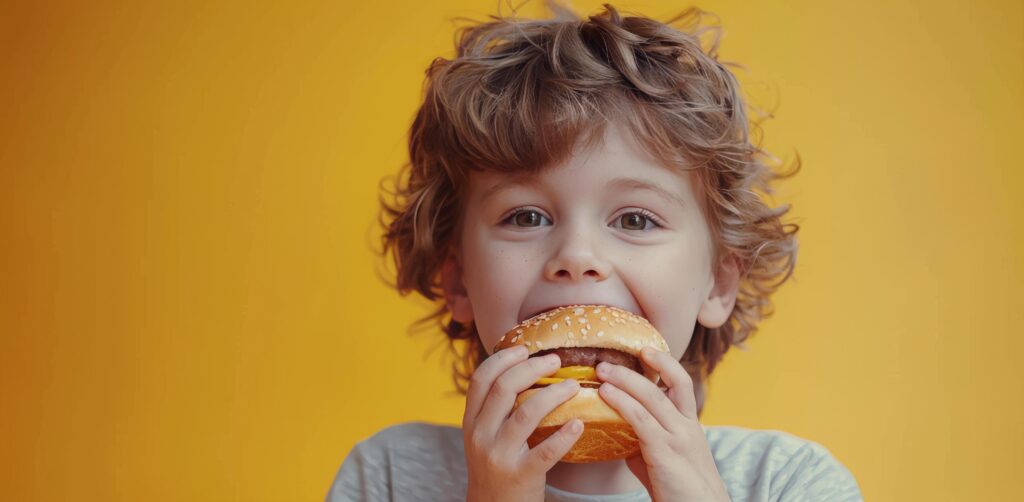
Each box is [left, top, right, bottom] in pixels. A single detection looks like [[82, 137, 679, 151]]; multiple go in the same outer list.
[[515, 386, 639, 463]]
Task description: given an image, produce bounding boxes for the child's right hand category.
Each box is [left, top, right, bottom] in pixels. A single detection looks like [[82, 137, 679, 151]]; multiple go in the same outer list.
[[462, 345, 583, 502]]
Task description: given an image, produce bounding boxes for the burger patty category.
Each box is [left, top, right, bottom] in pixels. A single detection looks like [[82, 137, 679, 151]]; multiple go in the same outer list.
[[531, 347, 642, 373]]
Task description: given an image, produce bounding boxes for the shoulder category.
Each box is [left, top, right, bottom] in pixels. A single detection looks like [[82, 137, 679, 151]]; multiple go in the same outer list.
[[325, 422, 467, 502], [703, 425, 863, 502], [358, 421, 464, 455]]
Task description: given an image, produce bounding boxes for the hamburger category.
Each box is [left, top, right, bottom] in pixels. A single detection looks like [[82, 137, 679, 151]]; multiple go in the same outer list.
[[492, 304, 670, 463]]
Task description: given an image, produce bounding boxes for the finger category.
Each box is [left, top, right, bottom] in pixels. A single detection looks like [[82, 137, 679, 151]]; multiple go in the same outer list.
[[640, 346, 698, 420], [495, 378, 580, 449], [598, 382, 671, 448], [596, 360, 684, 433], [625, 455, 651, 488], [464, 345, 529, 427], [526, 418, 585, 472], [475, 353, 562, 438]]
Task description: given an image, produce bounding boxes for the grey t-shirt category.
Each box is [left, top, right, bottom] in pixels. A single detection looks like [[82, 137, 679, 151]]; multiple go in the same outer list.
[[326, 422, 862, 502]]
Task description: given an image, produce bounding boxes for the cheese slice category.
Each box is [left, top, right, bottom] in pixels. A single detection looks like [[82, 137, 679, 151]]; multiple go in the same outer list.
[[535, 365, 599, 386], [552, 365, 597, 380]]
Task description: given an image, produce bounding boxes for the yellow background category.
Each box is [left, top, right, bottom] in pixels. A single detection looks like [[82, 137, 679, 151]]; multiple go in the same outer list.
[[2, 0, 1021, 500]]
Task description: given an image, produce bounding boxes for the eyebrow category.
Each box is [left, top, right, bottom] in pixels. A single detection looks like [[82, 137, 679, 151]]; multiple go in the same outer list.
[[607, 177, 687, 210], [479, 174, 686, 210], [479, 175, 544, 203]]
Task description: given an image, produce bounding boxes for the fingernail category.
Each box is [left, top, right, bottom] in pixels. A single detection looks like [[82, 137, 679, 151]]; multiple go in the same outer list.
[[547, 354, 561, 364], [569, 420, 582, 433]]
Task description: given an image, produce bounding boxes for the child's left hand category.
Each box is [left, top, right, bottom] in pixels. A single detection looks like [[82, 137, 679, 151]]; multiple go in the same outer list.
[[595, 347, 731, 502]]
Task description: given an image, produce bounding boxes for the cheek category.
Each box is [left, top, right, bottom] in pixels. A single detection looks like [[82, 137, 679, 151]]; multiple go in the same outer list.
[[625, 242, 710, 358], [462, 236, 543, 352]]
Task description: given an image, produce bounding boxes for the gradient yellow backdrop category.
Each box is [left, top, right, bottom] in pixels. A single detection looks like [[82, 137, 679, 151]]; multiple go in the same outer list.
[[2, 0, 1021, 500]]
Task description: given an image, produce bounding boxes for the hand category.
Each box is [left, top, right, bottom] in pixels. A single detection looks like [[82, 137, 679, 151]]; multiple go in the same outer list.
[[462, 345, 584, 502], [595, 347, 730, 502]]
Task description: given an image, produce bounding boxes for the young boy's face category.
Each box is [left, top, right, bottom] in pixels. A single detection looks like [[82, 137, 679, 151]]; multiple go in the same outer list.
[[442, 122, 740, 359]]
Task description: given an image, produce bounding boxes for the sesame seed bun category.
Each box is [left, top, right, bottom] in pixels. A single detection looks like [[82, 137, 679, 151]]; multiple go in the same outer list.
[[493, 305, 671, 463]]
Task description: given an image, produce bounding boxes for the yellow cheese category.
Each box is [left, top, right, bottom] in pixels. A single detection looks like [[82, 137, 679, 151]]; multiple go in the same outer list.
[[553, 366, 597, 380], [534, 366, 599, 386], [535, 377, 567, 385], [535, 377, 601, 386]]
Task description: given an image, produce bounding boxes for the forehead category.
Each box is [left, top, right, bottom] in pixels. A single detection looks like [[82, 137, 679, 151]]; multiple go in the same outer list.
[[467, 122, 701, 207]]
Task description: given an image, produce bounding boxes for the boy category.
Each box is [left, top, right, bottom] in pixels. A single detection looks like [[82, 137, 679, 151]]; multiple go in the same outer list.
[[328, 3, 862, 501]]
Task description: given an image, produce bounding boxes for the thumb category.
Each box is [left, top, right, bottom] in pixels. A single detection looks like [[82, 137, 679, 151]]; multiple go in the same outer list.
[[625, 455, 651, 490]]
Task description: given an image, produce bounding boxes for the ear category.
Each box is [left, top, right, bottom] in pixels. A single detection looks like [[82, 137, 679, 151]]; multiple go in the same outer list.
[[440, 253, 474, 325], [696, 253, 741, 329]]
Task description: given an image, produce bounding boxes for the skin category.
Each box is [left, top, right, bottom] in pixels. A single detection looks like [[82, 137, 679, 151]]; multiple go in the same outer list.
[[442, 122, 739, 501]]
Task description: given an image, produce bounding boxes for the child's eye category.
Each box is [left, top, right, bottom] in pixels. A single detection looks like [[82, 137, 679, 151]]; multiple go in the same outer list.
[[612, 210, 664, 231], [503, 208, 552, 227]]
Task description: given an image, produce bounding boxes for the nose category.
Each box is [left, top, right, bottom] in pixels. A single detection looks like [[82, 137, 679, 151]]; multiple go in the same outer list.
[[543, 227, 611, 283]]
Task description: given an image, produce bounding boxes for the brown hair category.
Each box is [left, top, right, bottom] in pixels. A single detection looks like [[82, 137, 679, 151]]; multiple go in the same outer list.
[[378, 2, 798, 414]]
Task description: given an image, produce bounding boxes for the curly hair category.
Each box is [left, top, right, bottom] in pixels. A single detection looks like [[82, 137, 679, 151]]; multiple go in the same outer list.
[[377, 2, 799, 414]]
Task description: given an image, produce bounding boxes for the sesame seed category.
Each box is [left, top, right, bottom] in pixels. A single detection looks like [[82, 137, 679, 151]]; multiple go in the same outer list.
[[574, 308, 584, 316], [536, 341, 544, 348], [580, 328, 588, 335], [564, 315, 572, 325], [551, 323, 559, 330], [597, 331, 605, 337], [612, 311, 620, 317], [516, 329, 523, 335], [586, 323, 592, 331], [567, 332, 575, 339], [525, 341, 532, 346], [592, 308, 601, 314], [600, 316, 608, 321]]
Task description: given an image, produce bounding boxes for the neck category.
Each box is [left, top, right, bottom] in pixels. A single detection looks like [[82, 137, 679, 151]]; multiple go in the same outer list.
[[545, 458, 645, 495]]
